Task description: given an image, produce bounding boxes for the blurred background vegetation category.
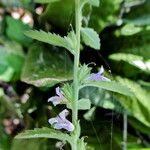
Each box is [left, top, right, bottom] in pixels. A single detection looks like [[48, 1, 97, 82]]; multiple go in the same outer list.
[[0, 0, 150, 149]]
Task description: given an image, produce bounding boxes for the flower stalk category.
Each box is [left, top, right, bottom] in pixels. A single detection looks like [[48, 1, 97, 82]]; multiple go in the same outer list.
[[72, 0, 81, 123], [72, 0, 82, 149], [123, 113, 128, 150]]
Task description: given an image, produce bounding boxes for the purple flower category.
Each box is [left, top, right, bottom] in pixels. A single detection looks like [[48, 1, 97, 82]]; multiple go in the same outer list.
[[48, 109, 74, 132], [87, 66, 111, 81], [48, 87, 64, 106]]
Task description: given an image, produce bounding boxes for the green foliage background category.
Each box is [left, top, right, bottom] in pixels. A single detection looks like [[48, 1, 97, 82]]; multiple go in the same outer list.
[[0, 0, 150, 149]]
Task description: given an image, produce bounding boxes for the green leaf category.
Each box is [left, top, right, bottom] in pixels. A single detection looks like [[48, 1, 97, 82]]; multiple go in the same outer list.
[[35, 0, 61, 3], [110, 29, 150, 60], [11, 139, 47, 150], [124, 15, 150, 26], [80, 0, 99, 8], [88, 0, 99, 7], [128, 148, 150, 150], [81, 116, 142, 149], [83, 107, 96, 121], [80, 87, 126, 113], [109, 53, 150, 74], [0, 40, 25, 81], [89, 0, 122, 32], [61, 83, 74, 109], [1, 0, 33, 9], [65, 30, 77, 54], [62, 84, 73, 102], [78, 98, 91, 110], [25, 30, 75, 55], [77, 138, 87, 150], [78, 64, 91, 84], [0, 67, 14, 82], [114, 77, 150, 128], [40, 0, 73, 31], [0, 125, 10, 150], [6, 16, 32, 47], [15, 127, 72, 144], [81, 81, 134, 97], [129, 118, 150, 136], [123, 0, 150, 27], [81, 27, 100, 50], [120, 24, 142, 36], [21, 43, 73, 88]]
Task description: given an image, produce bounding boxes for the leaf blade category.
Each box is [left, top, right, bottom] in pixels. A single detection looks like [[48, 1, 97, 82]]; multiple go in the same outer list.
[[25, 30, 75, 55], [21, 44, 73, 88], [82, 81, 134, 96], [81, 27, 100, 50], [15, 127, 71, 144], [35, 0, 61, 3], [88, 0, 100, 7], [78, 98, 91, 110]]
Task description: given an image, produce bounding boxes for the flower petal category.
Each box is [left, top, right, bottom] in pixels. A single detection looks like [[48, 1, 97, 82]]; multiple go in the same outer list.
[[48, 118, 58, 125], [99, 76, 111, 81], [59, 109, 69, 119], [87, 73, 100, 80], [87, 67, 111, 81], [53, 121, 74, 131], [56, 87, 61, 96], [48, 87, 65, 106], [48, 96, 61, 106], [98, 66, 104, 75], [48, 109, 74, 132]]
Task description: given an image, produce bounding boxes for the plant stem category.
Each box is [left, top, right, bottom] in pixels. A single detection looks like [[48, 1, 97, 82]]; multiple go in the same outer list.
[[123, 113, 128, 150], [72, 0, 81, 149], [72, 0, 81, 124]]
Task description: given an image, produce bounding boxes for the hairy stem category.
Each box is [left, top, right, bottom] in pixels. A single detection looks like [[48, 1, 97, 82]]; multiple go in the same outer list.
[[72, 0, 81, 149], [123, 113, 128, 150], [72, 0, 81, 124]]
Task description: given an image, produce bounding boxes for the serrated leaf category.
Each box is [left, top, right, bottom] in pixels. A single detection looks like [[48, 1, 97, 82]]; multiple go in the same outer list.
[[21, 44, 73, 88], [77, 138, 87, 150], [35, 0, 61, 4], [15, 127, 72, 144], [62, 84, 73, 101], [25, 30, 76, 55], [78, 64, 91, 84], [88, 0, 99, 7], [78, 98, 91, 110], [81, 81, 134, 96], [62, 84, 74, 109], [65, 30, 77, 54], [81, 27, 100, 50]]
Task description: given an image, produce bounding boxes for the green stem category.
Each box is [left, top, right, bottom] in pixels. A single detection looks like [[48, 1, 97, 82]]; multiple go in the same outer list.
[[72, 0, 81, 124], [72, 0, 81, 149], [123, 113, 128, 150]]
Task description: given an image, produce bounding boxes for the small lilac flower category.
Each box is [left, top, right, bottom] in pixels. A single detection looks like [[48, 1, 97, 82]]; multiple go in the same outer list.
[[48, 87, 64, 106], [48, 109, 74, 132], [87, 66, 111, 81]]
